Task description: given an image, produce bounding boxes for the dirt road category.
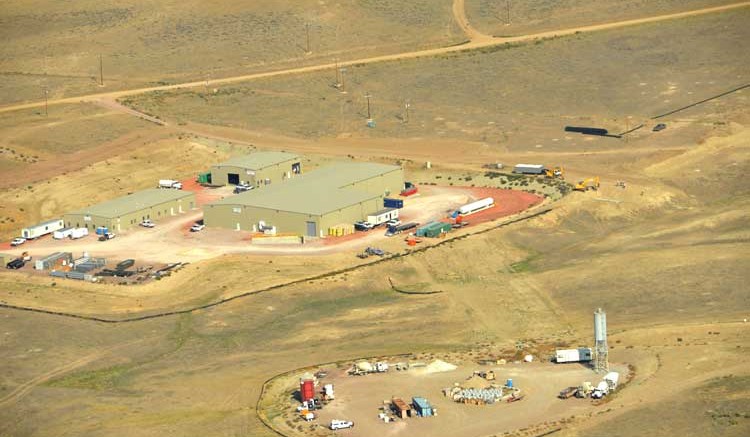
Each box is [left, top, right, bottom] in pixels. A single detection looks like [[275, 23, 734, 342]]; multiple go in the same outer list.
[[452, 0, 492, 42], [1, 2, 747, 115]]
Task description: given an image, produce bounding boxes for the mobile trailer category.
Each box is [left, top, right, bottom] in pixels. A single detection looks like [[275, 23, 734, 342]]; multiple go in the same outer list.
[[21, 219, 65, 240], [367, 208, 399, 226]]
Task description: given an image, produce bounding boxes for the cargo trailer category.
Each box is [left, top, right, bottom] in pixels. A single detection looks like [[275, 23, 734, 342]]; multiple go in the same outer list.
[[53, 228, 74, 239], [70, 228, 89, 239], [513, 164, 545, 175], [383, 198, 404, 209], [158, 179, 182, 189], [116, 259, 135, 271], [367, 208, 399, 226], [21, 219, 64, 239], [386, 222, 418, 236], [412, 397, 433, 417], [457, 197, 494, 216], [555, 347, 593, 363]]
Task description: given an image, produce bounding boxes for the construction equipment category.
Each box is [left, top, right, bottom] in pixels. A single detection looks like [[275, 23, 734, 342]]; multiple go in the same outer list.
[[574, 176, 600, 191], [544, 166, 564, 179]]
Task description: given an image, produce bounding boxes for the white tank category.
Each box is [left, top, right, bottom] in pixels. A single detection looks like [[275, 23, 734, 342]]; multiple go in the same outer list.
[[458, 197, 494, 215], [356, 361, 373, 372], [594, 308, 607, 342]]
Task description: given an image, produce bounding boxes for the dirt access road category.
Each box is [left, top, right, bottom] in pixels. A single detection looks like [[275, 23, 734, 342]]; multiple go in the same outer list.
[[0, 2, 747, 115]]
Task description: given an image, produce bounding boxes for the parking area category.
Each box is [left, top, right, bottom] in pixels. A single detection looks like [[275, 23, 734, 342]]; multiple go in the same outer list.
[[1, 185, 544, 272]]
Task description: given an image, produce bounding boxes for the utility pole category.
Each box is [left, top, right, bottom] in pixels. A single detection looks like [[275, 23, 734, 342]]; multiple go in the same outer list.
[[43, 87, 49, 117], [339, 67, 347, 94], [334, 59, 341, 88], [305, 22, 312, 54], [506, 1, 512, 25], [364, 92, 372, 120], [99, 54, 104, 87], [404, 100, 411, 123]]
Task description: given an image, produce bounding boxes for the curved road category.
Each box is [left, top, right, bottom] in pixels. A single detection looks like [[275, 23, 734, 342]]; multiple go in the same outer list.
[[0, 2, 747, 115]]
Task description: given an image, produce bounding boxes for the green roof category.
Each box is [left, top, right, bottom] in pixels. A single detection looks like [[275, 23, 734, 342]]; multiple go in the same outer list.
[[215, 151, 299, 170], [67, 189, 194, 218], [210, 162, 401, 215]]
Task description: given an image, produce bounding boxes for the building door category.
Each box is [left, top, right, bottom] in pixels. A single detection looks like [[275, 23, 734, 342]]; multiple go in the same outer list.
[[228, 173, 240, 185], [305, 221, 317, 237]]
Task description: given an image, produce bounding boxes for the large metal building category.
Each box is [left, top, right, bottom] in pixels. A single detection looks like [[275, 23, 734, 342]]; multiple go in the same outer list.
[[204, 162, 403, 237], [63, 189, 196, 232], [210, 151, 301, 186]]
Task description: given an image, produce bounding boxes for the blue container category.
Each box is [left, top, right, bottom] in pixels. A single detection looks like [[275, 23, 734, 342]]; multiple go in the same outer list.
[[506, 379, 513, 388], [95, 227, 108, 236], [384, 198, 404, 209]]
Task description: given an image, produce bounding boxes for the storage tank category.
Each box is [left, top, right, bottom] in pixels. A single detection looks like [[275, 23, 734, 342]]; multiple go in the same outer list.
[[458, 197, 494, 215], [299, 379, 315, 402], [594, 308, 607, 342], [356, 361, 374, 373]]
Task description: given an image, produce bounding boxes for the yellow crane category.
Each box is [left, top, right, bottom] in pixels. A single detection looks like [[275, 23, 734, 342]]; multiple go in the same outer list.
[[574, 176, 600, 191]]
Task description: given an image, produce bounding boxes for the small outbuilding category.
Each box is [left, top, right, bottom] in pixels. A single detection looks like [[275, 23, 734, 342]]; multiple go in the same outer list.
[[210, 151, 301, 186], [391, 398, 412, 419]]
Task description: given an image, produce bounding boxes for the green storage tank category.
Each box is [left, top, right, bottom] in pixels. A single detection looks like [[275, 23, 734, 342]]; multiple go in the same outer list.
[[197, 172, 212, 184]]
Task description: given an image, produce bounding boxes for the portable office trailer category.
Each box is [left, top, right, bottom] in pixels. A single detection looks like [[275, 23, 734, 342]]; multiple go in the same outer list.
[[21, 219, 64, 239], [367, 208, 399, 226]]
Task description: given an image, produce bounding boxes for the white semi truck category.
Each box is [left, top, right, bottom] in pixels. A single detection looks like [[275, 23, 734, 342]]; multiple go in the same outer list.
[[592, 372, 620, 399]]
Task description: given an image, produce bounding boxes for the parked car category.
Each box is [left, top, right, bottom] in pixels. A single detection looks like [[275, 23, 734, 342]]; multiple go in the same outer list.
[[98, 232, 116, 241], [190, 223, 205, 232], [329, 420, 354, 430], [233, 183, 253, 194], [10, 237, 26, 246], [652, 123, 667, 132], [354, 221, 374, 231], [140, 219, 155, 228], [385, 219, 401, 227]]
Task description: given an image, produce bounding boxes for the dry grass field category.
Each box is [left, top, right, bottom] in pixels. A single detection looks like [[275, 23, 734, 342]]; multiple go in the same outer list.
[[0, 2, 748, 437], [0, 0, 465, 105]]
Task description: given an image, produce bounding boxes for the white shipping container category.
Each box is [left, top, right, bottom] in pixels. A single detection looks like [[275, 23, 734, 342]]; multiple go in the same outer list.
[[53, 228, 74, 239], [367, 208, 399, 226], [458, 197, 494, 216], [555, 347, 593, 363], [22, 219, 65, 239]]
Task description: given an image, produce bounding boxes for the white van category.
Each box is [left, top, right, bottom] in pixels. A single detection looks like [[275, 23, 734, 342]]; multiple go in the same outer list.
[[329, 420, 354, 430]]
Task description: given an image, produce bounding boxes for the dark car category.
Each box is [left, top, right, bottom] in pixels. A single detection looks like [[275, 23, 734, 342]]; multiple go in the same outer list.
[[652, 123, 666, 132], [6, 259, 25, 269]]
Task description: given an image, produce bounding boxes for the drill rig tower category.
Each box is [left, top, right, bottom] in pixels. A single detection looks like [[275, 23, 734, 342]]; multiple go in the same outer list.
[[593, 308, 609, 373]]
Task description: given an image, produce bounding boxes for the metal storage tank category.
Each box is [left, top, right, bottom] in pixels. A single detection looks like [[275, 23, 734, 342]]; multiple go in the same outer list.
[[299, 379, 315, 402]]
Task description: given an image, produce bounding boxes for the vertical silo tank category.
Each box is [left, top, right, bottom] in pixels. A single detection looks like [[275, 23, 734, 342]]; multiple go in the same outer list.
[[594, 308, 607, 342]]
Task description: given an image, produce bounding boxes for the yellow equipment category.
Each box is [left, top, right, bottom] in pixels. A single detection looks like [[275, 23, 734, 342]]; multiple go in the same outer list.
[[574, 176, 600, 191], [544, 166, 564, 179]]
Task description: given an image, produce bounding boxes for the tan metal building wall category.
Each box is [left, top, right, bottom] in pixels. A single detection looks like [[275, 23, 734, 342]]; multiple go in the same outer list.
[[204, 197, 381, 236], [211, 159, 299, 186], [63, 194, 195, 232]]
